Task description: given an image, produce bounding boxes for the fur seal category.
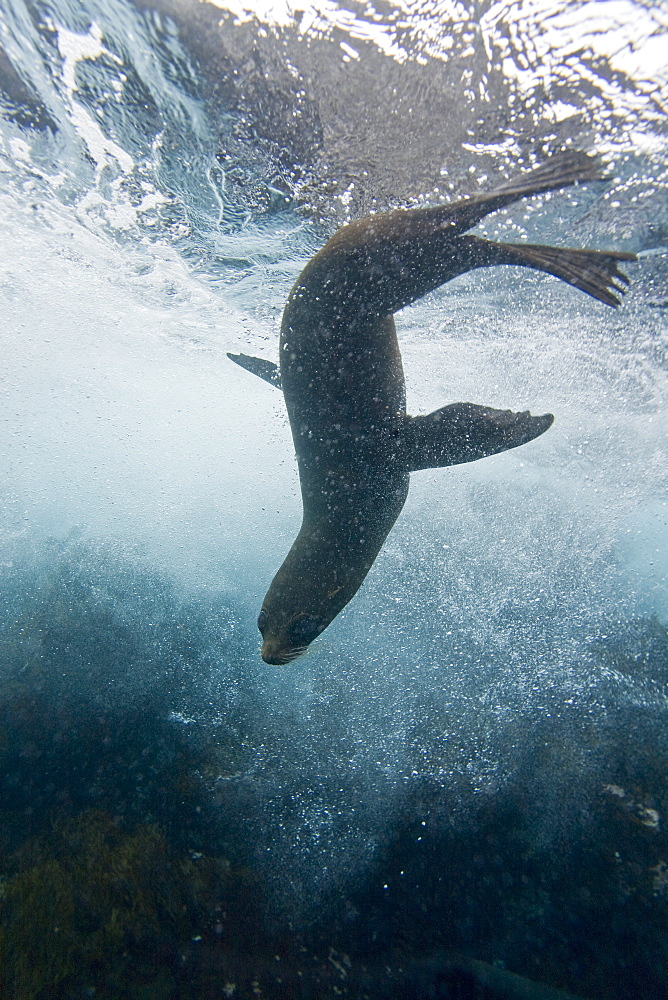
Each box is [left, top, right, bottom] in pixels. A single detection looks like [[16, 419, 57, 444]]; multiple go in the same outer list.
[[229, 151, 635, 664]]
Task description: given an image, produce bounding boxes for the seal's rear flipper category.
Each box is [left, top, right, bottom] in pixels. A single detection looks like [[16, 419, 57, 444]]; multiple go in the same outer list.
[[227, 352, 282, 389], [429, 149, 606, 235], [461, 236, 636, 307], [405, 404, 554, 471]]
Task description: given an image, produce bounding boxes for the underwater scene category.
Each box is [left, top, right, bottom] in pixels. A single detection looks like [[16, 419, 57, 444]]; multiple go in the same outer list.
[[0, 0, 667, 997]]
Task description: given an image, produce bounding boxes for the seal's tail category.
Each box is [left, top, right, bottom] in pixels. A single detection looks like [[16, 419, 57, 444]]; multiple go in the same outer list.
[[461, 235, 637, 307]]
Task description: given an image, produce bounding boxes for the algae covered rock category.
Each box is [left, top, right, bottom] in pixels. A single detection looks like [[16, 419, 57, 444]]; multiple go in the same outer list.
[[0, 809, 227, 1000]]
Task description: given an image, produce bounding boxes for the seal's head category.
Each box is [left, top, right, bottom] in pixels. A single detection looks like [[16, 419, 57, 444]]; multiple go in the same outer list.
[[257, 500, 404, 664], [256, 526, 364, 665], [258, 607, 323, 665]]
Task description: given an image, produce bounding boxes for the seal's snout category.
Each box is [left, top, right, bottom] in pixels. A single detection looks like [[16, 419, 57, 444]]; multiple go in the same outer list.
[[259, 609, 319, 665], [261, 642, 305, 666], [261, 645, 287, 665]]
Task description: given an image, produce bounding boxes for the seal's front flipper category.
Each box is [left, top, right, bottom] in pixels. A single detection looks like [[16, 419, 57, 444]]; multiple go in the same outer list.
[[227, 352, 282, 389], [405, 403, 554, 471]]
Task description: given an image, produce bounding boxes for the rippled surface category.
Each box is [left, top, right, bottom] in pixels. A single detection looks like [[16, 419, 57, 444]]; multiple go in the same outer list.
[[0, 1, 667, 998]]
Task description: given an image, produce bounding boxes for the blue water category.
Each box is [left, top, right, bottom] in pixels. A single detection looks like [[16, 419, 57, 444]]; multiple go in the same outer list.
[[0, 1, 667, 997]]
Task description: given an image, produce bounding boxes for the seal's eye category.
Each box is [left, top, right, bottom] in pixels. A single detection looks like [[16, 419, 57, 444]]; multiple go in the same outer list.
[[289, 615, 320, 647], [257, 610, 268, 633]]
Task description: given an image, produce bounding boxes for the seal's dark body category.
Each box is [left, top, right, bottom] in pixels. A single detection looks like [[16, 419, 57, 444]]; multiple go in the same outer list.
[[236, 153, 635, 664]]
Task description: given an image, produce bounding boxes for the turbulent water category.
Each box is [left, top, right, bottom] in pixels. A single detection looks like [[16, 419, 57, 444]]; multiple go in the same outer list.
[[0, 2, 667, 998]]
